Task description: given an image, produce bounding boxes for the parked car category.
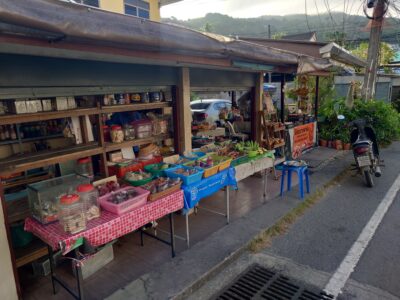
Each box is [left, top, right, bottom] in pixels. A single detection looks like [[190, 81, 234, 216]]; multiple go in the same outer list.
[[191, 99, 232, 124]]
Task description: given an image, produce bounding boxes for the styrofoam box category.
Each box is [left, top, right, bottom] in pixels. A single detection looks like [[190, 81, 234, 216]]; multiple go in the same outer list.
[[72, 243, 114, 280]]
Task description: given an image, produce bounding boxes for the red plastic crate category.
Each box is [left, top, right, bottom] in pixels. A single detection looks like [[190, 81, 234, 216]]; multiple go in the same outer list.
[[139, 156, 163, 168], [108, 162, 143, 178]]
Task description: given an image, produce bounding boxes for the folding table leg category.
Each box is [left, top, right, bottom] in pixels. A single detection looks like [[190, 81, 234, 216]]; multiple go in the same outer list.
[[169, 213, 176, 258], [140, 229, 144, 247], [225, 187, 230, 224], [185, 213, 190, 248], [263, 169, 268, 202], [74, 249, 85, 300], [47, 245, 57, 295]]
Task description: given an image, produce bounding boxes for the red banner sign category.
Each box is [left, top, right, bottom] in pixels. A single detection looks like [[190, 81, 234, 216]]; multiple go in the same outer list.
[[292, 123, 315, 158]]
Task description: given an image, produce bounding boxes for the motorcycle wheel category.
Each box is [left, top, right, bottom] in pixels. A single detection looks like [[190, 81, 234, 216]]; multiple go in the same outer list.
[[364, 169, 374, 188]]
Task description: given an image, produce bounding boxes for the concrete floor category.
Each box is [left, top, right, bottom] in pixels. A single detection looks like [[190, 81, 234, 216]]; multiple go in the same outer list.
[[20, 147, 341, 300], [20, 171, 286, 300]]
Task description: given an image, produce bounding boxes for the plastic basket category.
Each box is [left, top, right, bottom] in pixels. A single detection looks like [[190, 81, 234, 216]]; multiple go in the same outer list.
[[231, 155, 249, 167], [182, 152, 206, 160], [125, 173, 154, 186], [139, 156, 163, 168], [108, 162, 143, 178], [98, 186, 149, 215], [218, 158, 232, 172], [164, 166, 204, 185], [144, 163, 172, 177], [202, 165, 219, 178]]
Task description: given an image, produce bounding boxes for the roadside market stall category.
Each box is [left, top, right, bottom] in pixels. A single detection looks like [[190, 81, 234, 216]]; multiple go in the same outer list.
[[0, 0, 318, 298]]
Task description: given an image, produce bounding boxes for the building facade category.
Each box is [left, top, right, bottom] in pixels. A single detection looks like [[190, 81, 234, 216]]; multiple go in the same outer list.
[[76, 0, 166, 21]]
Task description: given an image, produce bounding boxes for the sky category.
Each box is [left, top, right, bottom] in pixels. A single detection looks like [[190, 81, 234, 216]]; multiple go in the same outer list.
[[161, 0, 365, 20]]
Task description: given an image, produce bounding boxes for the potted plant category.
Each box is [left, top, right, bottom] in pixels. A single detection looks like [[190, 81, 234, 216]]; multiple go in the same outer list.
[[335, 138, 343, 150], [318, 128, 328, 147], [341, 130, 351, 150]]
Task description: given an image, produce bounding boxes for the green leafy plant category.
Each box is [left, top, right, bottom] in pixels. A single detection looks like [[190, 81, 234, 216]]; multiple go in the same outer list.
[[245, 141, 260, 151], [319, 98, 400, 145]]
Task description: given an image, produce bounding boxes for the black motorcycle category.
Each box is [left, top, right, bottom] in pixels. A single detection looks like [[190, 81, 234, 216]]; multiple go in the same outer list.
[[338, 116, 382, 187]]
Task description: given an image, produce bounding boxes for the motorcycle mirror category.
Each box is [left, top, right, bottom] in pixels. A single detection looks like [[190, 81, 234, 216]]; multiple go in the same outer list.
[[337, 115, 345, 120]]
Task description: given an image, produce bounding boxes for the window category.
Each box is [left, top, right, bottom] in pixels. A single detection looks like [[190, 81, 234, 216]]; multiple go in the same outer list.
[[74, 0, 99, 7], [191, 103, 210, 110], [213, 102, 227, 110], [124, 0, 150, 19]]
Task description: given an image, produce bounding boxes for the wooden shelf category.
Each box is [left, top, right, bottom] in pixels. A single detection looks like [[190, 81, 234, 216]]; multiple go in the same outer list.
[[0, 143, 103, 176], [15, 239, 48, 268], [0, 107, 100, 126], [101, 102, 171, 114], [0, 134, 64, 146], [104, 134, 170, 152], [273, 142, 286, 149], [3, 173, 53, 190]]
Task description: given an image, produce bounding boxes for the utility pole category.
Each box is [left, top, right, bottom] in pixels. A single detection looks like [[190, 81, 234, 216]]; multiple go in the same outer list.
[[362, 0, 386, 101], [268, 24, 271, 39]]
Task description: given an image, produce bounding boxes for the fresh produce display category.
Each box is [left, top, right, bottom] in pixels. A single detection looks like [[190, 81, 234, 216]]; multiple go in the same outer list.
[[143, 177, 181, 194], [107, 189, 139, 204], [96, 181, 120, 196], [173, 167, 199, 176], [175, 157, 194, 165], [125, 170, 152, 181]]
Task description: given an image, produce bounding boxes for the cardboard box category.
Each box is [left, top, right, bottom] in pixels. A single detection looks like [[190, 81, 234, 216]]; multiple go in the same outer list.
[[55, 97, 69, 111], [26, 100, 38, 113], [34, 100, 43, 112], [108, 151, 123, 162], [41, 99, 53, 111], [67, 97, 77, 109], [11, 100, 28, 114]]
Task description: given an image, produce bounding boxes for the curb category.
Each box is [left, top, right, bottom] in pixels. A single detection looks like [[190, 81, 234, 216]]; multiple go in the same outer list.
[[174, 159, 351, 300]]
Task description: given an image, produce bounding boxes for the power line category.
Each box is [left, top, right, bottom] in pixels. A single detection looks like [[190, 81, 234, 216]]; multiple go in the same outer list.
[[305, 0, 312, 32]]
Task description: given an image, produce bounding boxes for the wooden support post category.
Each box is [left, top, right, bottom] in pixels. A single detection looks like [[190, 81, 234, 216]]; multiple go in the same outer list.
[[253, 72, 264, 144], [280, 74, 285, 123], [177, 68, 192, 154], [314, 76, 320, 119], [0, 184, 20, 298], [96, 103, 109, 177], [79, 116, 89, 144]]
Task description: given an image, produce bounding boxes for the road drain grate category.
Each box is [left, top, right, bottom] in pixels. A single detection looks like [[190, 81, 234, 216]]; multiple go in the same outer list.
[[215, 265, 334, 300]]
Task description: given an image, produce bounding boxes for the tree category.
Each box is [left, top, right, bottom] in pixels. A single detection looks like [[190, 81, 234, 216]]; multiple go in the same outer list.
[[271, 32, 286, 39], [351, 42, 395, 73], [204, 22, 213, 33]]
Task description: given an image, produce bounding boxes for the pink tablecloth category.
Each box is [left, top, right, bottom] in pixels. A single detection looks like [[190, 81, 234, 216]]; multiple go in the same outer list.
[[25, 190, 183, 253]]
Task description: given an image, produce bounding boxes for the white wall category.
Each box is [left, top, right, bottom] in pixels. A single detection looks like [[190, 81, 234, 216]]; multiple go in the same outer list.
[[0, 201, 18, 300]]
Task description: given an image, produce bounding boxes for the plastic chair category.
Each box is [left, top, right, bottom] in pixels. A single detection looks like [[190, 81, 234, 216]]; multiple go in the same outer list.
[[280, 165, 310, 199]]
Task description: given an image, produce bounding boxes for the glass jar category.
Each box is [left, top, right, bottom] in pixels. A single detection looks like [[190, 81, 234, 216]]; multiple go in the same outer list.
[[140, 92, 150, 103], [103, 125, 111, 143], [131, 93, 141, 102], [149, 92, 161, 102], [77, 184, 100, 221], [110, 125, 124, 143], [58, 194, 86, 234], [76, 157, 94, 180], [123, 124, 135, 141]]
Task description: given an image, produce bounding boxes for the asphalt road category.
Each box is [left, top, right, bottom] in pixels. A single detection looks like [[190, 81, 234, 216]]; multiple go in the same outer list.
[[264, 141, 400, 299]]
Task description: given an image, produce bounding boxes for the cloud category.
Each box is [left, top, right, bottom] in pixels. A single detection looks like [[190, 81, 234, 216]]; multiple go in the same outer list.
[[161, 0, 363, 20]]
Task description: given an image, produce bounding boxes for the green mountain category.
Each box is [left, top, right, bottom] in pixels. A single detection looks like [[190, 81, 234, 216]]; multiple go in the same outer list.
[[163, 12, 400, 46]]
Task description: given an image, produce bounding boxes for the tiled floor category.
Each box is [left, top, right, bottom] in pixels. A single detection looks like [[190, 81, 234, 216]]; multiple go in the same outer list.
[[20, 171, 290, 300]]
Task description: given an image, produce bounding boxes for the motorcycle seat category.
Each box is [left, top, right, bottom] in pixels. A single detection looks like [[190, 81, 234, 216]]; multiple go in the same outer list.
[[353, 139, 372, 147]]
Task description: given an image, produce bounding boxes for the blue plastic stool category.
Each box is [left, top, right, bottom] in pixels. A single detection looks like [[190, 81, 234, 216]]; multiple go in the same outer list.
[[280, 165, 310, 199]]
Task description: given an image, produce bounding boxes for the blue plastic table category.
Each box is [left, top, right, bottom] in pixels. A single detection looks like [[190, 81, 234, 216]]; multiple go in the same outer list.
[[179, 167, 237, 246]]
